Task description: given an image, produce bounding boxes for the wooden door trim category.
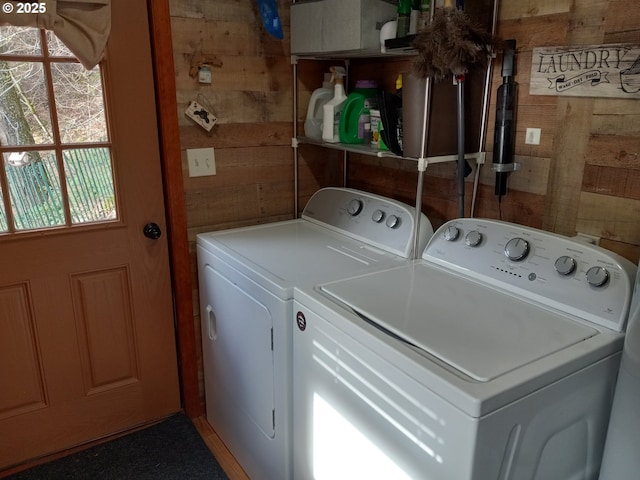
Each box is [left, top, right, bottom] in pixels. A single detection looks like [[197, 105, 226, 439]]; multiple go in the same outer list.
[[147, 0, 202, 417]]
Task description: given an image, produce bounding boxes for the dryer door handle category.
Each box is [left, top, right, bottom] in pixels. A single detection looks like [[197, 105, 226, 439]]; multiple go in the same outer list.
[[206, 305, 217, 340]]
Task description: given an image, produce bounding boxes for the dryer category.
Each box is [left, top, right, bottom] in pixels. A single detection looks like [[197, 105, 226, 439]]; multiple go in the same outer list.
[[293, 218, 637, 480], [196, 187, 433, 480]]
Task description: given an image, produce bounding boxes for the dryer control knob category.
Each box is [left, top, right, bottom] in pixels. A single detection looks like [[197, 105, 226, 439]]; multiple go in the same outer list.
[[347, 199, 363, 216], [586, 266, 610, 287], [504, 237, 530, 261], [372, 209, 385, 223], [443, 225, 460, 241], [465, 230, 483, 247], [386, 215, 401, 229], [554, 256, 577, 276]]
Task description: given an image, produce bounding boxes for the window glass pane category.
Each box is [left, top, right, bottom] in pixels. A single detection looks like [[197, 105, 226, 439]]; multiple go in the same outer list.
[[46, 31, 73, 57], [64, 148, 116, 224], [0, 181, 7, 232], [3, 150, 65, 230], [0, 26, 42, 56], [0, 61, 53, 145], [52, 63, 107, 143]]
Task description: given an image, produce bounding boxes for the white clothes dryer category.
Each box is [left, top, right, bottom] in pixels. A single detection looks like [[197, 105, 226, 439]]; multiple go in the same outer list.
[[293, 218, 637, 480], [196, 187, 433, 480]]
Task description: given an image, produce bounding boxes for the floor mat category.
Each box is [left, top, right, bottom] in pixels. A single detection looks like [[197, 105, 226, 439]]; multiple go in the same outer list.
[[7, 413, 229, 480]]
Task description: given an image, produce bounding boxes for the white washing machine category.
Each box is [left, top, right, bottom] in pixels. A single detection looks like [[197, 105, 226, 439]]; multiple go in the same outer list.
[[196, 187, 433, 480], [293, 218, 637, 480]]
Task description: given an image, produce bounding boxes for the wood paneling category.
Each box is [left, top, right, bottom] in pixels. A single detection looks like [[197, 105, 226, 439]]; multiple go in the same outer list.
[[577, 192, 640, 244], [170, 0, 301, 409]]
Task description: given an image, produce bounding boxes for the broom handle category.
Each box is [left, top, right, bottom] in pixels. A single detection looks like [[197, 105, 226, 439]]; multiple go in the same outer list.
[[457, 78, 465, 218]]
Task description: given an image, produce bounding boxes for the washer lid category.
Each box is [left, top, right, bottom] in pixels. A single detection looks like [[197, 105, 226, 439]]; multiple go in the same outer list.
[[321, 263, 598, 382]]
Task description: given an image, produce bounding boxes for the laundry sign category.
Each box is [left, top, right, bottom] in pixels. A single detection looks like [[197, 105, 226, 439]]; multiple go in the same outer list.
[[530, 44, 640, 98]]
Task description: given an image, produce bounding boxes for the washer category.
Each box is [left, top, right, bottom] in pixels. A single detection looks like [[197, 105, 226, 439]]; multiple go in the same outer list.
[[293, 218, 637, 480], [196, 187, 433, 480]]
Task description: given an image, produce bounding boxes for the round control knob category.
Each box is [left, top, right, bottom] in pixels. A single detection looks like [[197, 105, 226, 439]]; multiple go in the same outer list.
[[504, 237, 530, 261], [586, 266, 609, 287], [443, 225, 460, 241], [385, 215, 400, 229], [554, 256, 576, 276], [465, 230, 483, 247], [372, 209, 385, 223], [346, 199, 363, 216]]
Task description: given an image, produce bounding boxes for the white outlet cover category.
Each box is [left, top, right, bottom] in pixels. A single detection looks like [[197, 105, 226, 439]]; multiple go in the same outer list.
[[187, 148, 216, 177], [525, 127, 541, 145]]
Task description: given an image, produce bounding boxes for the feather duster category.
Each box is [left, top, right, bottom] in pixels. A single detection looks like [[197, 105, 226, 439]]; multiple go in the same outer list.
[[412, 3, 496, 79]]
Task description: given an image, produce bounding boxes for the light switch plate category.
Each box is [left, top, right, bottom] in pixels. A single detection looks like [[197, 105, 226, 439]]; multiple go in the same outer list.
[[187, 148, 216, 177]]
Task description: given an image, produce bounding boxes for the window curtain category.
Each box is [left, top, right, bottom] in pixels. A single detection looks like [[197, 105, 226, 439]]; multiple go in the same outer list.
[[0, 0, 110, 69]]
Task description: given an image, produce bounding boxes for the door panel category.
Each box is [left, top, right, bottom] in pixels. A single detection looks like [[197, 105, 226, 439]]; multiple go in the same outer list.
[[71, 267, 140, 394], [0, 283, 46, 419], [0, 0, 180, 469]]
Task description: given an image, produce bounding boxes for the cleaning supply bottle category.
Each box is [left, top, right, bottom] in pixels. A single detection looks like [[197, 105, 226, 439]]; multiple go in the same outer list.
[[418, 0, 431, 31], [409, 0, 420, 34], [396, 0, 411, 38], [322, 66, 347, 143], [304, 73, 333, 140], [339, 80, 379, 144]]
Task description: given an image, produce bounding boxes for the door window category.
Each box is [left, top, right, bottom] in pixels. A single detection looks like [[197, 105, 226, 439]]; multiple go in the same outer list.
[[0, 26, 115, 233]]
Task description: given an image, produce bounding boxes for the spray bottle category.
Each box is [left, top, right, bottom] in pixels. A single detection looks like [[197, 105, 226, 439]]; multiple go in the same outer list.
[[322, 66, 347, 143], [304, 73, 334, 140]]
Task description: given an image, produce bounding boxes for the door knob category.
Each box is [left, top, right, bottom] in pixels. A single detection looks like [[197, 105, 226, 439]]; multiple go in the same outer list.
[[143, 222, 162, 239]]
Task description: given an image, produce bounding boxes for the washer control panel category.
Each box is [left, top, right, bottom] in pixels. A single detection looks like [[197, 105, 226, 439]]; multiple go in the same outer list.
[[302, 187, 434, 259], [424, 219, 637, 331]]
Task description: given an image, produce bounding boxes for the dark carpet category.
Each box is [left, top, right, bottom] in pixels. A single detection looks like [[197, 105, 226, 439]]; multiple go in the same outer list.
[[7, 413, 229, 480]]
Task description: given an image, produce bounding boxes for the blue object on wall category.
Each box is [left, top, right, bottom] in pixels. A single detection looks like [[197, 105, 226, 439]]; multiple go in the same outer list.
[[257, 0, 284, 39]]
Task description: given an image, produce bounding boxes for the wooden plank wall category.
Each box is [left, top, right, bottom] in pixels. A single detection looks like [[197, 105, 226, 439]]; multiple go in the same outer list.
[[169, 0, 640, 407], [169, 0, 344, 406], [170, 0, 291, 406], [349, 0, 640, 264]]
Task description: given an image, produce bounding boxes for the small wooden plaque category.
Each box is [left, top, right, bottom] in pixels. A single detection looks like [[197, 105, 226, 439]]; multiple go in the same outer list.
[[530, 44, 640, 99]]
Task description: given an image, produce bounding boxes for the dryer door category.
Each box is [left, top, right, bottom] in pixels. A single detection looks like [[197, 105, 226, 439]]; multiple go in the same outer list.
[[201, 264, 276, 440]]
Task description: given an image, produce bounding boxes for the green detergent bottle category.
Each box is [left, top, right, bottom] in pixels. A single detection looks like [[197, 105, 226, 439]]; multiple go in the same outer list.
[[339, 80, 379, 144]]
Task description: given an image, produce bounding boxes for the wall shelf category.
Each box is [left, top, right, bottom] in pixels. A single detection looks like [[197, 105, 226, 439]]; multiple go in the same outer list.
[[295, 136, 484, 165]]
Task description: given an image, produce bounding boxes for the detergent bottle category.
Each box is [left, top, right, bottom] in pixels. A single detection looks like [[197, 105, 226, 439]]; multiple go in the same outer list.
[[339, 80, 379, 144], [304, 73, 333, 140], [322, 66, 347, 143]]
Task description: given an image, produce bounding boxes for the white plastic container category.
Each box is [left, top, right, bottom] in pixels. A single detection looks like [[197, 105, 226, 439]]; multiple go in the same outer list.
[[291, 0, 397, 55], [322, 67, 347, 143], [304, 74, 333, 140]]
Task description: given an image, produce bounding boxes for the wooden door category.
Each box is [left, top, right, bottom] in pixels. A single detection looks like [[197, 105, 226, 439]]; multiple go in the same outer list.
[[0, 0, 181, 469]]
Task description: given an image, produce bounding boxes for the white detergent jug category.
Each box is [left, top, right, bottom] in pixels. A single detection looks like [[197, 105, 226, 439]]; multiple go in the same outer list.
[[304, 73, 333, 140]]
